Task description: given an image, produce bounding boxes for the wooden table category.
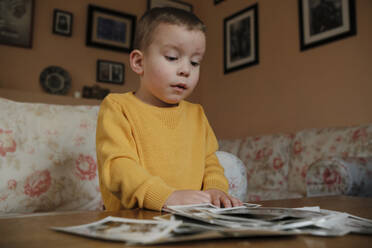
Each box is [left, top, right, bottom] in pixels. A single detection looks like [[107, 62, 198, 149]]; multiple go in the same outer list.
[[1, 196, 372, 248]]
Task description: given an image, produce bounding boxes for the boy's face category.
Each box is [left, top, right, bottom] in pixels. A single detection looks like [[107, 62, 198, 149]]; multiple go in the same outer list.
[[135, 23, 206, 107]]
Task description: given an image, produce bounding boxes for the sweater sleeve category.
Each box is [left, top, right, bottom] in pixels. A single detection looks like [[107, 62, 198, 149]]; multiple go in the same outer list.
[[200, 107, 229, 193], [96, 96, 175, 211]]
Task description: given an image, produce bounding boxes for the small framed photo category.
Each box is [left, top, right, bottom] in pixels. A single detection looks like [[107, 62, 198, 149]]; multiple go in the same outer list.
[[224, 4, 259, 74], [53, 9, 73, 36], [0, 0, 34, 48], [147, 0, 193, 12], [86, 5, 136, 53], [97, 60, 125, 85], [214, 0, 225, 5], [298, 0, 356, 51]]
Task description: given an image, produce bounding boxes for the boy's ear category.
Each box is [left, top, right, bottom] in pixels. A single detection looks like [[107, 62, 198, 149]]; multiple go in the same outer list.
[[129, 49, 144, 75]]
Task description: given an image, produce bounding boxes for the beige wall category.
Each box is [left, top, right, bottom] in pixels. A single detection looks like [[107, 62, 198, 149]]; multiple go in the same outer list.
[[193, 0, 372, 138], [0, 0, 144, 96], [1, 0, 371, 139]]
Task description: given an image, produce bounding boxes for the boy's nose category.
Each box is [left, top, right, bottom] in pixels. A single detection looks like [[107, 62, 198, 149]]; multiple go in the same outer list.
[[177, 61, 190, 77]]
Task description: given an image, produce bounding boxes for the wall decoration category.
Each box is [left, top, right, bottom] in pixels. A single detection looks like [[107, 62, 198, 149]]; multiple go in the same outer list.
[[96, 60, 125, 85], [214, 0, 225, 5], [224, 4, 259, 74], [39, 66, 71, 95], [0, 0, 34, 48], [52, 9, 73, 36], [82, 85, 110, 100], [86, 5, 136, 53], [298, 0, 356, 51], [147, 0, 193, 12]]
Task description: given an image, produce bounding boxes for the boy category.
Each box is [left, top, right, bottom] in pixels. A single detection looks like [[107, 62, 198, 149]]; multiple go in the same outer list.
[[96, 7, 242, 211]]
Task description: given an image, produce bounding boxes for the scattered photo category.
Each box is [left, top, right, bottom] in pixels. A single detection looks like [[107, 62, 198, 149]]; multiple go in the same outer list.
[[51, 204, 372, 244], [52, 216, 182, 244]]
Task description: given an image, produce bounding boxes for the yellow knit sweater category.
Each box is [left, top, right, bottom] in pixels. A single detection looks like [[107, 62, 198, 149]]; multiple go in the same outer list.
[[96, 92, 228, 211]]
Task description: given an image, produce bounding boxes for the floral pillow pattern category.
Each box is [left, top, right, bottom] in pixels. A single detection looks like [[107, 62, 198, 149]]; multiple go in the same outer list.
[[0, 98, 102, 214], [306, 157, 372, 197], [237, 134, 293, 191], [289, 124, 372, 194]]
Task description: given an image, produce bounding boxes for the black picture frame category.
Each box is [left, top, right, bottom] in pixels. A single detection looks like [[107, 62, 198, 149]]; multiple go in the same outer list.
[[214, 0, 225, 5], [86, 5, 136, 53], [0, 0, 34, 48], [53, 9, 73, 37], [298, 0, 356, 51], [147, 0, 193, 12], [224, 4, 259, 74], [97, 60, 125, 85]]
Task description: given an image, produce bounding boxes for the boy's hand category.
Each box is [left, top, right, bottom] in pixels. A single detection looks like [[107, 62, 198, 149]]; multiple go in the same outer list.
[[204, 189, 243, 208], [163, 190, 211, 208]]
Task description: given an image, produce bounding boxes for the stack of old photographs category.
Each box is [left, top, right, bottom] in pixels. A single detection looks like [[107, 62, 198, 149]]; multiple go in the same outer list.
[[51, 203, 372, 245], [164, 203, 372, 237]]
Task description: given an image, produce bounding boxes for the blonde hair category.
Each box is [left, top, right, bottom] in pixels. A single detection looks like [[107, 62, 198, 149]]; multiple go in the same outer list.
[[134, 7, 206, 51]]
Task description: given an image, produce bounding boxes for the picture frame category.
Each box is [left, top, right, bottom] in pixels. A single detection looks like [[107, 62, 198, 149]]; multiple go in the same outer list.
[[214, 0, 225, 5], [86, 5, 136, 53], [96, 60, 125, 85], [224, 4, 259, 74], [147, 0, 193, 12], [52, 9, 73, 36], [0, 0, 34, 48], [298, 0, 356, 51]]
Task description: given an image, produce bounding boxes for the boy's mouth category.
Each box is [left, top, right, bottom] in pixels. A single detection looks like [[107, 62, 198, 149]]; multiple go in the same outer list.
[[171, 83, 187, 90]]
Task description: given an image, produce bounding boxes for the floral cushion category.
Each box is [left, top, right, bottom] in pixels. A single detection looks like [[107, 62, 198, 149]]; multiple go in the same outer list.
[[216, 151, 247, 202], [306, 157, 372, 197], [237, 134, 293, 191], [0, 97, 102, 214], [289, 124, 372, 194]]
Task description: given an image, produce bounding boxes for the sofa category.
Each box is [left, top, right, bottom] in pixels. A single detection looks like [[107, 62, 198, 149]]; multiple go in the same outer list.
[[1, 88, 371, 215], [219, 124, 372, 202]]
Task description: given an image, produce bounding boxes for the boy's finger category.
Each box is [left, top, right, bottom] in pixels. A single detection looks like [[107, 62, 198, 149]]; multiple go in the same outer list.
[[212, 197, 221, 207], [221, 197, 232, 208], [230, 197, 242, 207]]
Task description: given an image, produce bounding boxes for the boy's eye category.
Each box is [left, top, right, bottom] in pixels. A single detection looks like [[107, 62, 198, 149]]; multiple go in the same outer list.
[[165, 56, 177, 61], [191, 61, 200, 67]]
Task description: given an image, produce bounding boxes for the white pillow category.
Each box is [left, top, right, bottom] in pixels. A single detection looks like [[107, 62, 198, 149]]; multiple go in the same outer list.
[[216, 151, 247, 202]]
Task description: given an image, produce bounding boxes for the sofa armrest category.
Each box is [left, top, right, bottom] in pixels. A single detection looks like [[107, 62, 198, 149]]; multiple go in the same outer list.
[[306, 157, 372, 197], [216, 151, 248, 202]]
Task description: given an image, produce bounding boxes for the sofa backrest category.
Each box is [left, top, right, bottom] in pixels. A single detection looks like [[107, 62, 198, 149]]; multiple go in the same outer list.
[[219, 123, 372, 196], [219, 133, 293, 192], [288, 124, 372, 194], [0, 88, 100, 105], [0, 97, 102, 214]]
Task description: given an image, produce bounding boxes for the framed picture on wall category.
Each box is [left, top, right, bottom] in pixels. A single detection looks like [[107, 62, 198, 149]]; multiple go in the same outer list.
[[97, 60, 125, 85], [147, 0, 193, 12], [53, 9, 73, 36], [224, 4, 259, 74], [86, 5, 136, 53], [298, 0, 356, 51], [0, 0, 34, 48]]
